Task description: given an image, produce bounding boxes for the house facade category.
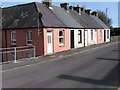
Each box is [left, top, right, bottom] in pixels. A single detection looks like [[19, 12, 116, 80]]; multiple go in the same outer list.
[[69, 6, 105, 46], [91, 12, 110, 43], [1, 2, 110, 62], [51, 3, 84, 49], [43, 28, 70, 55]]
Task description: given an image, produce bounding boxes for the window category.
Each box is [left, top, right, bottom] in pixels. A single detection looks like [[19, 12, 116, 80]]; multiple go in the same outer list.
[[27, 31, 32, 41], [11, 31, 16, 45], [78, 30, 82, 43], [91, 30, 93, 40], [59, 30, 64, 45], [107, 30, 109, 39], [26, 31, 32, 45], [100, 30, 102, 39], [47, 36, 51, 43]]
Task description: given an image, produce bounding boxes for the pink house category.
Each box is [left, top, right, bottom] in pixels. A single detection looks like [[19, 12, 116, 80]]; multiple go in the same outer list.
[[43, 28, 70, 55]]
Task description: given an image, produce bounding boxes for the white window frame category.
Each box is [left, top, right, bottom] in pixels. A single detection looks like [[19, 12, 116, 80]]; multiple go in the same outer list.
[[107, 30, 109, 39], [11, 31, 16, 45], [59, 30, 64, 46], [91, 30, 93, 40], [100, 30, 102, 40], [78, 30, 82, 44], [26, 31, 32, 45], [26, 31, 32, 41]]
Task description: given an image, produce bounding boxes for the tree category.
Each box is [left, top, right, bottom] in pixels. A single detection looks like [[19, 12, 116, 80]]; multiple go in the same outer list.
[[97, 10, 112, 27]]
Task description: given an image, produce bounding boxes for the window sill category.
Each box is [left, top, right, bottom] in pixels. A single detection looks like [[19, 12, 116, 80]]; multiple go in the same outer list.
[[78, 42, 82, 44], [12, 44, 17, 47], [27, 44, 33, 46], [59, 44, 65, 47]]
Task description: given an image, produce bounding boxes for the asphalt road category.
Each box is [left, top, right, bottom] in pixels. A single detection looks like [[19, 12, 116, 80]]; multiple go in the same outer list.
[[2, 42, 119, 88]]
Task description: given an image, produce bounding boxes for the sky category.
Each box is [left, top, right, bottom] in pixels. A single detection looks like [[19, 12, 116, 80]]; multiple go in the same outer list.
[[1, 1, 119, 27], [118, 1, 120, 27]]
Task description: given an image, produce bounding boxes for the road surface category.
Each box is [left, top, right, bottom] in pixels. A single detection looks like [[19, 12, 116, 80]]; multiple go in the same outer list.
[[2, 42, 119, 88]]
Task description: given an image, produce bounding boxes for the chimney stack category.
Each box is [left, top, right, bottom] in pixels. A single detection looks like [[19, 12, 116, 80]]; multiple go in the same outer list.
[[85, 9, 92, 15], [60, 3, 69, 10], [75, 5, 81, 14], [91, 11, 98, 16], [42, 0, 52, 7], [81, 7, 84, 12], [73, 5, 85, 15]]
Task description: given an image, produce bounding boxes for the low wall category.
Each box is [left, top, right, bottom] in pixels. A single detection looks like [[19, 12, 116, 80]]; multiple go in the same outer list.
[[111, 36, 120, 42]]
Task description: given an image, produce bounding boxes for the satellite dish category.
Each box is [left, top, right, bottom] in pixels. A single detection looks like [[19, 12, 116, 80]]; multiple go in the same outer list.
[[69, 6, 73, 10]]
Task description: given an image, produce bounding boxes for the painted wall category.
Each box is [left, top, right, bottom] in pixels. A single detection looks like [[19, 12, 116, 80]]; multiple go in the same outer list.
[[96, 29, 105, 44], [43, 28, 70, 55], [2, 28, 44, 62], [70, 29, 84, 48], [85, 29, 96, 46]]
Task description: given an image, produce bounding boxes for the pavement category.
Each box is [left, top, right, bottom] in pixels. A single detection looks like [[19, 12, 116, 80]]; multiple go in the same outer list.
[[2, 41, 120, 88], [1, 41, 118, 71]]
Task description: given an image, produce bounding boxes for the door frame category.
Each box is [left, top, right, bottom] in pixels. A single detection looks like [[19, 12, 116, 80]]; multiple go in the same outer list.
[[47, 30, 53, 54], [70, 30, 74, 48], [85, 30, 88, 47], [104, 30, 106, 42]]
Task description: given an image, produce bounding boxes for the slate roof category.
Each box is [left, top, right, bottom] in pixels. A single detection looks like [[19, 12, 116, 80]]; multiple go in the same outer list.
[[2, 2, 66, 30], [35, 2, 66, 27], [2, 2, 109, 30], [69, 10, 91, 28], [81, 12, 104, 29], [91, 15, 109, 29], [51, 6, 84, 29]]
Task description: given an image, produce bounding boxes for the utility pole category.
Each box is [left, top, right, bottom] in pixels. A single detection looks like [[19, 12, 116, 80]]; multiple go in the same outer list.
[[106, 8, 108, 17]]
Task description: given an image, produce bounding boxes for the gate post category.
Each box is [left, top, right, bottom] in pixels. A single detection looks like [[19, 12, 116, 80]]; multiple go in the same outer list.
[[14, 47, 17, 63], [33, 46, 36, 58]]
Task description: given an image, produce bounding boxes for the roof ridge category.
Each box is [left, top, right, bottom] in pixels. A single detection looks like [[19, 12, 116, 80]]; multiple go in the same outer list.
[[2, 2, 37, 9]]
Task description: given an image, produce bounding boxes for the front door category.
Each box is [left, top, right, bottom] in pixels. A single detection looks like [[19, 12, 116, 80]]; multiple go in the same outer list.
[[104, 30, 106, 42], [47, 30, 53, 54], [85, 30, 88, 46], [70, 30, 74, 48]]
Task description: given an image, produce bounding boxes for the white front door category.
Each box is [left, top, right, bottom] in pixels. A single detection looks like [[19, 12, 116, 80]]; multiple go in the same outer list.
[[47, 31, 53, 54], [95, 30, 97, 44], [85, 30, 88, 46]]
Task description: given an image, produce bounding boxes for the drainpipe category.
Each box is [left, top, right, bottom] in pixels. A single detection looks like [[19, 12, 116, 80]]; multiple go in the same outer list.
[[5, 29, 8, 62]]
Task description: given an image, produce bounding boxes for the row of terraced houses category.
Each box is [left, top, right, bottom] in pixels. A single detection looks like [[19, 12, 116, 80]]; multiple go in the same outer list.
[[1, 1, 110, 62]]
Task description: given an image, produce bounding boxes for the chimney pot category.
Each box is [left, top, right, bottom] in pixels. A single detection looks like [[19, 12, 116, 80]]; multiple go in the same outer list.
[[77, 5, 80, 7]]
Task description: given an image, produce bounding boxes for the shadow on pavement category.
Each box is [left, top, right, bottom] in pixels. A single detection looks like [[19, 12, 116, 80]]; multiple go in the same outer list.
[[57, 64, 119, 88], [96, 58, 119, 61]]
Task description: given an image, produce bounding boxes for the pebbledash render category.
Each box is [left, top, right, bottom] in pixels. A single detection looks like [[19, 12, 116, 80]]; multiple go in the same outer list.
[[1, 2, 110, 62]]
